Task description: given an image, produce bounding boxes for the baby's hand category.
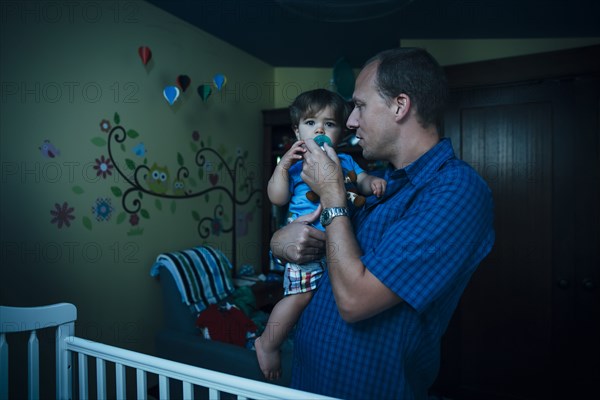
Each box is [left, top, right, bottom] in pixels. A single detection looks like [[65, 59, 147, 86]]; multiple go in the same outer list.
[[371, 177, 387, 198], [278, 140, 305, 170]]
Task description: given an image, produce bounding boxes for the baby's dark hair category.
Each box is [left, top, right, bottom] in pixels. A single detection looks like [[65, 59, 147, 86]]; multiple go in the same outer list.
[[289, 89, 351, 129]]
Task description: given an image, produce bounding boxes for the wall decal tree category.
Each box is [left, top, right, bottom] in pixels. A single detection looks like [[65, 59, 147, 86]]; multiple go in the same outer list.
[[77, 113, 262, 271]]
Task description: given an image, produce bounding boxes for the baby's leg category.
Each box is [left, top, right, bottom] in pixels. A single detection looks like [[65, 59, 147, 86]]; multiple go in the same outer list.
[[255, 291, 313, 380]]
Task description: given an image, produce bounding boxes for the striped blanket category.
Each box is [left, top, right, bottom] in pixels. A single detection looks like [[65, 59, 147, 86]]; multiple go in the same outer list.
[[150, 246, 235, 313]]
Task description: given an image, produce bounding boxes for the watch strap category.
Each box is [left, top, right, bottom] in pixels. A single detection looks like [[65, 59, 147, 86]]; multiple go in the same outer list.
[[321, 206, 349, 226]]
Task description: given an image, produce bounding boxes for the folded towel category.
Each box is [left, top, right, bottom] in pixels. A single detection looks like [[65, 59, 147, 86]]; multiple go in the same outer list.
[[150, 246, 235, 313]]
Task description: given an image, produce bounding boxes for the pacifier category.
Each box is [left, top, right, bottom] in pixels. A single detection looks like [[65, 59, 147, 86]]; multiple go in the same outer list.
[[313, 135, 333, 150]]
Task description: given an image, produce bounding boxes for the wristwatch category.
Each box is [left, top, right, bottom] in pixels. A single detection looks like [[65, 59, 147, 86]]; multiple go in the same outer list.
[[320, 207, 349, 227]]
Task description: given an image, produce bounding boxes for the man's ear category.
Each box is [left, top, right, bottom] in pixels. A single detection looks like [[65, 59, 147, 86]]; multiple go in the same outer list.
[[293, 125, 300, 139], [394, 94, 411, 121]]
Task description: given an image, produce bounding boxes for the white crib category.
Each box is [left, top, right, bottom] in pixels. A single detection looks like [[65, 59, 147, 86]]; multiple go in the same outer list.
[[0, 303, 336, 400]]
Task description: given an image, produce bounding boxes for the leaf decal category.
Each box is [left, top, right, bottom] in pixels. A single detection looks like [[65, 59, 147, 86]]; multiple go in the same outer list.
[[91, 137, 107, 147], [140, 209, 150, 219], [192, 211, 200, 221], [127, 129, 139, 139], [116, 212, 127, 224], [125, 159, 136, 170], [111, 186, 122, 197], [72, 185, 84, 194], [82, 216, 92, 230], [170, 201, 176, 214], [155, 199, 162, 210], [127, 228, 144, 236], [177, 152, 184, 166], [114, 112, 120, 124]]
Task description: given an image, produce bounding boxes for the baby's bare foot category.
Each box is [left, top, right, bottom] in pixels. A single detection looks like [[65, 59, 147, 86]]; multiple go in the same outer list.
[[255, 336, 281, 380]]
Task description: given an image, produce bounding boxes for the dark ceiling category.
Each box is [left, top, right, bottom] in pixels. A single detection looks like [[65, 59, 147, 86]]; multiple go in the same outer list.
[[146, 0, 600, 68]]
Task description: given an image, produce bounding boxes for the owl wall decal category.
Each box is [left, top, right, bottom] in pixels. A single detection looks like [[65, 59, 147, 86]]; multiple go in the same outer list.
[[146, 163, 170, 194], [172, 180, 186, 196]]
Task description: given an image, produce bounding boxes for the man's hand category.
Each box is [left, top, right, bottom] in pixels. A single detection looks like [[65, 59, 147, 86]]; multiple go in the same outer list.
[[301, 139, 347, 208], [270, 206, 326, 264]]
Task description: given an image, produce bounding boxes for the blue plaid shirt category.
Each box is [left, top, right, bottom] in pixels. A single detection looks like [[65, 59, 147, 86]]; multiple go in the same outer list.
[[291, 138, 495, 400]]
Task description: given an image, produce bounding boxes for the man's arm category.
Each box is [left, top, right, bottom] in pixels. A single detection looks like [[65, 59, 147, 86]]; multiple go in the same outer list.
[[324, 213, 403, 322], [270, 207, 326, 264], [302, 140, 403, 323]]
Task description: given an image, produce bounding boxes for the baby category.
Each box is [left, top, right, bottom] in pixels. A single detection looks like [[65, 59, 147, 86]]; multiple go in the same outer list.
[[255, 89, 386, 380]]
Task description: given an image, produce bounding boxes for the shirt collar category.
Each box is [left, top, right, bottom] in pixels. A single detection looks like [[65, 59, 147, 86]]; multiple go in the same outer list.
[[385, 138, 456, 188]]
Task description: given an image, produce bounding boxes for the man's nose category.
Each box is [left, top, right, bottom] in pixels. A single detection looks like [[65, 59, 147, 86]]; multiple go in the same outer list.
[[347, 108, 359, 130]]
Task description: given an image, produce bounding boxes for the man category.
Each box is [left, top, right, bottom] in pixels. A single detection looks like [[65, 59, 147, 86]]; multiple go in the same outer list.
[[270, 48, 495, 399]]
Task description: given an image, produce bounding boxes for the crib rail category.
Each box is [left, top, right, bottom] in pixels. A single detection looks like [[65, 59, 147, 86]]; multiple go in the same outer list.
[[2, 303, 337, 400], [1, 303, 76, 400], [63, 336, 336, 400]]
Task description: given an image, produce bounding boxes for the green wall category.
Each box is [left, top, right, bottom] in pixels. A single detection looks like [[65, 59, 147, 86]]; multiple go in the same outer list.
[[0, 0, 272, 355]]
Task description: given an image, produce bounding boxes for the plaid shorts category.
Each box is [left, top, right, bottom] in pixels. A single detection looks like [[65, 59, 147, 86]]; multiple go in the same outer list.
[[283, 258, 326, 296]]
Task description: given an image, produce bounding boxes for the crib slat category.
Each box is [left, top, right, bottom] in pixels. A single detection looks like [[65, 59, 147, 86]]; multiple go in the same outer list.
[[96, 358, 106, 400], [116, 363, 126, 399], [56, 322, 74, 400], [27, 330, 39, 400], [0, 333, 8, 400], [209, 387, 220, 400], [136, 369, 147, 400], [159, 375, 170, 400], [78, 353, 88, 399], [182, 381, 194, 400]]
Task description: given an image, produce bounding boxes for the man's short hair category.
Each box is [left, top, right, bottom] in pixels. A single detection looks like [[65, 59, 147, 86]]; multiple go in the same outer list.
[[368, 48, 449, 130]]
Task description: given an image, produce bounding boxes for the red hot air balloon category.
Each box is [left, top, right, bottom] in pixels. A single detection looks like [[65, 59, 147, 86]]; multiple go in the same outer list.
[[138, 46, 152, 66]]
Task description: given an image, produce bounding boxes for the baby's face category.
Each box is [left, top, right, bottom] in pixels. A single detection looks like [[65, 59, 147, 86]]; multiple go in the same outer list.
[[294, 106, 342, 146]]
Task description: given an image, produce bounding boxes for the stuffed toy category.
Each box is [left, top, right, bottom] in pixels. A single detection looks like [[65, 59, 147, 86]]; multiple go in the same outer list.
[[306, 136, 366, 208]]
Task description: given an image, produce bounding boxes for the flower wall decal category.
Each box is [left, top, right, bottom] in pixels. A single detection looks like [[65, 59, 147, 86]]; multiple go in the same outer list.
[[50, 202, 75, 229], [92, 197, 114, 221], [100, 119, 111, 133], [94, 155, 114, 179]]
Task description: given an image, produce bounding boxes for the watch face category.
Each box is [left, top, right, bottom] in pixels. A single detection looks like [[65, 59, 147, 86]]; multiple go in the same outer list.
[[320, 207, 348, 226], [320, 209, 331, 226]]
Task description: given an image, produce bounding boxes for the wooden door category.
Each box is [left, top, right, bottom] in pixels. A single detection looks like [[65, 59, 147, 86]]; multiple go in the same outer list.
[[436, 76, 599, 400]]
